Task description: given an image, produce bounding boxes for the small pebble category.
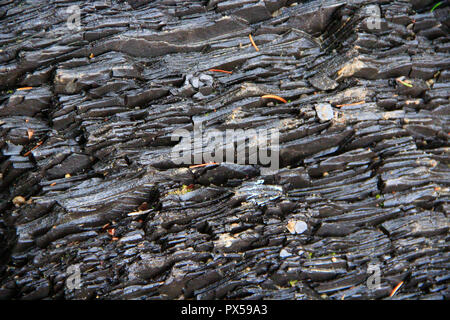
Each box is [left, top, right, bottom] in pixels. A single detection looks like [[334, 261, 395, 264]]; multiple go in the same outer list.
[[13, 196, 26, 207], [280, 249, 292, 258], [315, 103, 334, 122]]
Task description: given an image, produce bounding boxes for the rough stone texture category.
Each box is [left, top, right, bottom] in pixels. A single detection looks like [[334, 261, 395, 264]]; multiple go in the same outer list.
[[0, 0, 449, 300]]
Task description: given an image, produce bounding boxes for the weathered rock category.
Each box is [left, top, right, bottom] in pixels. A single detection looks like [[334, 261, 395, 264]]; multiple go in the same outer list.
[[0, 0, 448, 302]]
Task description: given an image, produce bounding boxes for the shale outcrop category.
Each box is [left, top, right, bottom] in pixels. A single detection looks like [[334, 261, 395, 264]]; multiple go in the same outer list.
[[0, 0, 449, 300]]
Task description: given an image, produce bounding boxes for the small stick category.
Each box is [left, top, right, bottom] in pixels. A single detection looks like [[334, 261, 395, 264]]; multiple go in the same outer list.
[[23, 141, 43, 156], [101, 223, 110, 230], [127, 210, 147, 217], [17, 87, 33, 91]]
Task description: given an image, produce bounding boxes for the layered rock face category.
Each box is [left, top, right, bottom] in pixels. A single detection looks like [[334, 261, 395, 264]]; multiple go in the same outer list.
[[0, 0, 449, 299]]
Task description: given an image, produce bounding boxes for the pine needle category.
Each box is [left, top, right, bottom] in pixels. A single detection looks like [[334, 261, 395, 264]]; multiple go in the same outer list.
[[336, 100, 366, 107], [208, 69, 232, 74], [261, 94, 287, 103], [189, 162, 218, 168], [389, 281, 404, 297], [431, 2, 442, 12], [249, 34, 259, 52]]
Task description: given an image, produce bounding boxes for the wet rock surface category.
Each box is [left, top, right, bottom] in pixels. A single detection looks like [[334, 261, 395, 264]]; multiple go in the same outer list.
[[0, 0, 449, 300]]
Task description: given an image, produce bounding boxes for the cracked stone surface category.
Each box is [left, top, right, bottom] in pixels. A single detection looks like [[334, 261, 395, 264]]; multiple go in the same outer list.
[[0, 0, 449, 300]]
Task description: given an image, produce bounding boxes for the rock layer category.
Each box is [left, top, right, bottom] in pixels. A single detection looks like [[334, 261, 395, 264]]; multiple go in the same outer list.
[[0, 0, 449, 300]]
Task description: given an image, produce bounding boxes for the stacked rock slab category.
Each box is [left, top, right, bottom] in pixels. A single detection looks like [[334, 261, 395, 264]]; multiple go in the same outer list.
[[0, 0, 448, 300]]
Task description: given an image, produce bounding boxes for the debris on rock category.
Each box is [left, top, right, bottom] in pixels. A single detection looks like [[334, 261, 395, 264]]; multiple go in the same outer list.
[[315, 103, 334, 122], [0, 0, 448, 301], [287, 220, 308, 235]]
